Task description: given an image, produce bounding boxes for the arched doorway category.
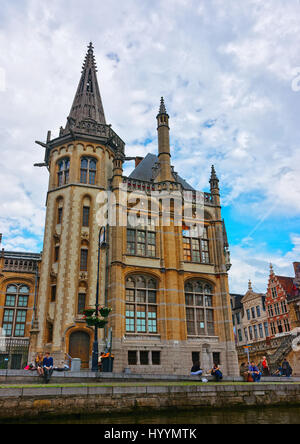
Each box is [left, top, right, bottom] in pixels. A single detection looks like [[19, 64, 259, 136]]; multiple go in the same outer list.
[[69, 331, 90, 368]]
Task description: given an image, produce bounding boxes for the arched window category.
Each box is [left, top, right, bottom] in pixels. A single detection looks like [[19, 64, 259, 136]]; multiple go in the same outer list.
[[125, 275, 158, 334], [185, 280, 214, 336], [80, 157, 97, 185], [57, 158, 70, 186], [2, 284, 29, 337]]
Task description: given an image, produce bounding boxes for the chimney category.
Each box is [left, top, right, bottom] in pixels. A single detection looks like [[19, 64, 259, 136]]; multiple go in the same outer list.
[[135, 157, 144, 168]]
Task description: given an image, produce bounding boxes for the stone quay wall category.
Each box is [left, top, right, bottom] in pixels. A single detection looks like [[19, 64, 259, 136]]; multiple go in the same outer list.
[[1, 383, 300, 420]]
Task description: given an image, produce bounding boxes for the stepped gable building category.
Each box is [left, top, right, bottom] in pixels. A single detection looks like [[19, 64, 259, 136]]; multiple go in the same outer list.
[[0, 235, 41, 369], [29, 43, 239, 375], [265, 263, 300, 337], [266, 264, 293, 337]]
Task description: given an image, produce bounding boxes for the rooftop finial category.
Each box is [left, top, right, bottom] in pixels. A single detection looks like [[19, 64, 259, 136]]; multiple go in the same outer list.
[[159, 97, 167, 115], [248, 279, 253, 291], [210, 165, 218, 180]]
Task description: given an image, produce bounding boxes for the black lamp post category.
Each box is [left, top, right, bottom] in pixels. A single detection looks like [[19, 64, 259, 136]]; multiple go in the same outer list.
[[91, 226, 106, 372]]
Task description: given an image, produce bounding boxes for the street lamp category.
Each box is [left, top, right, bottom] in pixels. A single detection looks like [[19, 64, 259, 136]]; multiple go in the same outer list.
[[91, 226, 107, 372]]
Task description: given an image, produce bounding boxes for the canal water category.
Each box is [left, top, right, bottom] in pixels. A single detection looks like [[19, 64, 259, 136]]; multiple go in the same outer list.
[[5, 406, 300, 424]]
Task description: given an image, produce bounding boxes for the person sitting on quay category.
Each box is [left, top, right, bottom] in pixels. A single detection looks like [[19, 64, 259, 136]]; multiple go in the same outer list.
[[240, 362, 249, 381], [190, 361, 203, 377], [43, 352, 54, 384], [281, 359, 293, 378], [261, 356, 270, 376], [211, 363, 223, 382], [248, 362, 261, 382], [35, 353, 44, 377]]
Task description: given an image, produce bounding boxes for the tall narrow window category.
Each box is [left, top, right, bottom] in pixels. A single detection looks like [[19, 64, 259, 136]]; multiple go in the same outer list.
[[80, 157, 97, 185], [264, 322, 269, 337], [125, 275, 158, 334], [51, 285, 57, 302], [54, 246, 60, 262], [185, 281, 215, 336], [78, 293, 86, 314], [80, 249, 88, 271], [284, 318, 290, 332], [57, 158, 70, 186], [82, 206, 90, 227], [57, 207, 63, 224]]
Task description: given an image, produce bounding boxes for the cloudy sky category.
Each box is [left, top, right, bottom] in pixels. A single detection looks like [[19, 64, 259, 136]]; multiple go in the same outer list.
[[0, 0, 300, 293]]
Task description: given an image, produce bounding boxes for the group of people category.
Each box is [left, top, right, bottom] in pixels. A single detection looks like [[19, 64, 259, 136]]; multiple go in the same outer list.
[[240, 356, 293, 382], [25, 352, 70, 383], [190, 361, 223, 382]]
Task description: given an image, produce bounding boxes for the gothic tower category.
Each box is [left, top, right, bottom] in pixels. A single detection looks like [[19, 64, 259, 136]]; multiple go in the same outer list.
[[31, 44, 238, 375], [30, 43, 125, 366]]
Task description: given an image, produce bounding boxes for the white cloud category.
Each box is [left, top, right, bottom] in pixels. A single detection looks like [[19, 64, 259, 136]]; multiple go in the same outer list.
[[0, 0, 299, 291]]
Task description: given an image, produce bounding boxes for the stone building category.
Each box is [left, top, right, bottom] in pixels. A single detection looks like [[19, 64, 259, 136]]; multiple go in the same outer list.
[[0, 235, 41, 369], [23, 42, 239, 375], [240, 281, 268, 346]]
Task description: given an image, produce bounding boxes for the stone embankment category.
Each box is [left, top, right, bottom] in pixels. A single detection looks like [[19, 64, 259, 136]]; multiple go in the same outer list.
[[1, 380, 300, 420]]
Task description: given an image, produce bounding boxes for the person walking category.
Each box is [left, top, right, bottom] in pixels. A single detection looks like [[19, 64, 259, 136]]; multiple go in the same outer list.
[[43, 352, 54, 384]]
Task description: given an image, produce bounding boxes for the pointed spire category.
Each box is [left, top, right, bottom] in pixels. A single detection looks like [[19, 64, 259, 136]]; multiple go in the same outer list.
[[158, 97, 167, 115], [210, 165, 218, 181], [210, 165, 219, 189], [65, 42, 106, 133]]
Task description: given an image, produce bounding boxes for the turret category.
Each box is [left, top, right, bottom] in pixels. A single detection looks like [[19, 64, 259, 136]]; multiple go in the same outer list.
[[156, 97, 174, 182]]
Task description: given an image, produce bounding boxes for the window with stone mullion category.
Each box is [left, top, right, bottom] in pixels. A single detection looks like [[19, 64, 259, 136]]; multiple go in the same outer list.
[[125, 276, 157, 334], [185, 281, 214, 336], [126, 228, 156, 257]]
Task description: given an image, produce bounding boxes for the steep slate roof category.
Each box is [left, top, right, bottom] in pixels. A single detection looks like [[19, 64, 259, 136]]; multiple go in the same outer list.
[[230, 294, 244, 310], [128, 153, 195, 191], [64, 42, 106, 134]]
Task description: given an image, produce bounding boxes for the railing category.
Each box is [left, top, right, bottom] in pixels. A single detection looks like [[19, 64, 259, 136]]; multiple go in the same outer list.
[[0, 337, 30, 353], [121, 178, 215, 205], [2, 259, 37, 273]]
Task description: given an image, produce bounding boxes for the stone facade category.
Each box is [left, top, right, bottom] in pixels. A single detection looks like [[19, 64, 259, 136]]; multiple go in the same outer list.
[[0, 243, 41, 369], [22, 43, 238, 376], [1, 382, 300, 420]]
